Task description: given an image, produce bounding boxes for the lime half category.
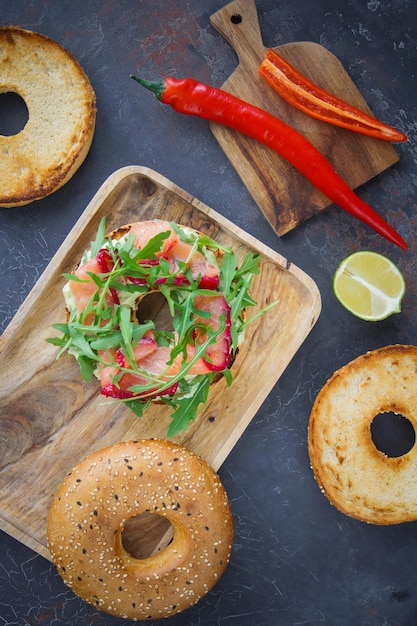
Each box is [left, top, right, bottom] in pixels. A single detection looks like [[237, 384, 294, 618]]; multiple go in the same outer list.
[[333, 251, 406, 321]]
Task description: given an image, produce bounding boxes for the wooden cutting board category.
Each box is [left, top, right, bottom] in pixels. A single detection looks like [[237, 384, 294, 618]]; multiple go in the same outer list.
[[0, 166, 321, 560], [209, 0, 400, 236]]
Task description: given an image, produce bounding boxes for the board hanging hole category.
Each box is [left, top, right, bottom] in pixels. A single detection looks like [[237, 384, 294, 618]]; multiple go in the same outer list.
[[231, 13, 242, 24]]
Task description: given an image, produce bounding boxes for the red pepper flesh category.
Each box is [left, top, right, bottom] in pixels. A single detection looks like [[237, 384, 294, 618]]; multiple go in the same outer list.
[[131, 75, 407, 250], [259, 48, 407, 143]]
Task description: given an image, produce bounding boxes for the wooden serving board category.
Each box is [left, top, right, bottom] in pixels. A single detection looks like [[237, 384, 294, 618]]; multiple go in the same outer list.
[[209, 0, 400, 236], [0, 166, 321, 561]]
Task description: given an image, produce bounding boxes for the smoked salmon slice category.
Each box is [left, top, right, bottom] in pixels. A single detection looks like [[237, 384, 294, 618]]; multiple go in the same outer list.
[[99, 336, 180, 400], [166, 240, 220, 288], [187, 294, 231, 375], [129, 220, 178, 256]]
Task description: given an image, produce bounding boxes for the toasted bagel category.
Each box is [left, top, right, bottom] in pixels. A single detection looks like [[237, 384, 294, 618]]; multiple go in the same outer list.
[[308, 345, 417, 524], [0, 26, 96, 207]]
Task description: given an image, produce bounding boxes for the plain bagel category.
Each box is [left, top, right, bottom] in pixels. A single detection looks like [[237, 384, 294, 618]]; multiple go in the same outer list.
[[47, 439, 234, 620], [0, 26, 96, 207], [308, 345, 417, 524]]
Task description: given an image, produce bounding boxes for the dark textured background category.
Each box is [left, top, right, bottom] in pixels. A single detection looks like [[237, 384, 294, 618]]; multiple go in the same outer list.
[[1, 1, 417, 624]]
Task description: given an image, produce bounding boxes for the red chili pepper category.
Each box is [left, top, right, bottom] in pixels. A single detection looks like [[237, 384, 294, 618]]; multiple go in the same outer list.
[[259, 48, 407, 143], [131, 75, 407, 250]]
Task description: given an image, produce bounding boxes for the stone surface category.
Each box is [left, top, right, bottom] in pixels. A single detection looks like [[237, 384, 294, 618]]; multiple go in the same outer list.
[[1, 1, 417, 624]]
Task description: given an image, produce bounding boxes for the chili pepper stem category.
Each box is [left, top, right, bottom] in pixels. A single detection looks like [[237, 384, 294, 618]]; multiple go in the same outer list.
[[131, 75, 165, 100]]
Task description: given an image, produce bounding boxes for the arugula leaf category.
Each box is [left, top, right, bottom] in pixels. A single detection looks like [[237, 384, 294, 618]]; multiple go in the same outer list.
[[78, 355, 97, 381], [235, 252, 261, 277], [127, 398, 151, 417], [170, 222, 230, 253], [222, 367, 233, 386], [51, 322, 70, 334], [46, 336, 68, 347], [166, 377, 211, 437], [90, 216, 107, 258], [219, 251, 237, 297], [68, 324, 99, 361], [129, 231, 170, 262], [89, 321, 154, 351], [172, 293, 195, 344], [118, 306, 135, 363]]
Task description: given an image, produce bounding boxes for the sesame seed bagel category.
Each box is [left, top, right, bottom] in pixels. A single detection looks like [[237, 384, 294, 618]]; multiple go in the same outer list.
[[308, 345, 417, 524], [47, 439, 234, 620], [0, 26, 96, 207]]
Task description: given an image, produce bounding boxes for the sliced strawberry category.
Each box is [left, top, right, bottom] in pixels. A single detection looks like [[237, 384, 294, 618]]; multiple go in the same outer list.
[[96, 247, 114, 273], [186, 294, 231, 375], [197, 273, 220, 290], [101, 382, 135, 399], [127, 258, 160, 285], [108, 287, 119, 305], [96, 249, 121, 304]]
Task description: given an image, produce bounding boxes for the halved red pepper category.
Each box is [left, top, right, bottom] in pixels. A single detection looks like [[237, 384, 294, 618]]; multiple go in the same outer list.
[[131, 75, 407, 250], [259, 48, 407, 143]]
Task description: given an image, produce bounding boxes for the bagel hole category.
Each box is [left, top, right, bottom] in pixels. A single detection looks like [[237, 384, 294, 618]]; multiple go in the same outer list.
[[370, 412, 415, 458], [0, 92, 29, 136], [121, 512, 174, 560], [136, 292, 174, 332]]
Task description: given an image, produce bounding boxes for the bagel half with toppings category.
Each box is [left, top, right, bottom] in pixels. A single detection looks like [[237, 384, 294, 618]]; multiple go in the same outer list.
[[49, 219, 262, 436]]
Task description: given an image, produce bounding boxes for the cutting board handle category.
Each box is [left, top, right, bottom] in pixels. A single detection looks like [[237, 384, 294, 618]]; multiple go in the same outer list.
[[210, 0, 266, 67]]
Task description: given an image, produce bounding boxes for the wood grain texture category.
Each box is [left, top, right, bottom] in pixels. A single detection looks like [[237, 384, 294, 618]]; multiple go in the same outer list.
[[209, 0, 400, 235], [0, 166, 321, 560]]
